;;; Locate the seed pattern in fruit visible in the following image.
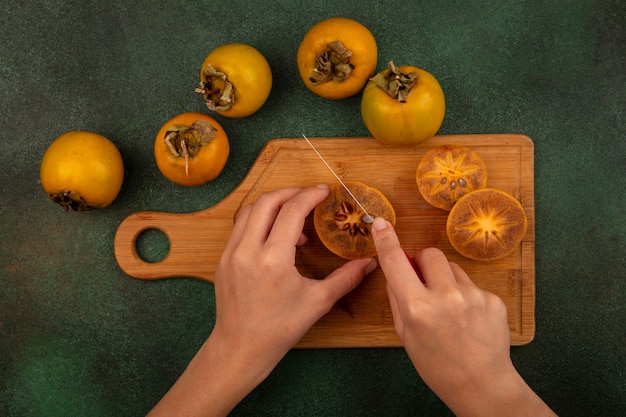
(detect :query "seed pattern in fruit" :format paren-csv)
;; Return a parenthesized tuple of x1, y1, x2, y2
(416, 145, 488, 211)
(446, 188, 527, 262)
(455, 203, 520, 251)
(426, 154, 478, 196)
(334, 201, 370, 237)
(314, 182, 395, 260)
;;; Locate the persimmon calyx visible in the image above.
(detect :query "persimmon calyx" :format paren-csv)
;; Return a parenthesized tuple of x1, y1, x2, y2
(196, 64, 235, 111)
(48, 190, 98, 212)
(310, 41, 354, 84)
(370, 61, 418, 102)
(164, 120, 217, 176)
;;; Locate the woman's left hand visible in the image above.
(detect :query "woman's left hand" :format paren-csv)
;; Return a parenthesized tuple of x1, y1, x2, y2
(213, 185, 376, 370)
(148, 185, 376, 417)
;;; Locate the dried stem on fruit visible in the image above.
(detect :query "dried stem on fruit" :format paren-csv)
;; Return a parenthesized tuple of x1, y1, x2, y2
(310, 41, 354, 84)
(164, 120, 217, 176)
(370, 61, 418, 102)
(48, 190, 98, 212)
(196, 64, 235, 111)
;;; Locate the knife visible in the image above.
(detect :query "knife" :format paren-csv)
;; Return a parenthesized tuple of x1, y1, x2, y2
(302, 134, 425, 284)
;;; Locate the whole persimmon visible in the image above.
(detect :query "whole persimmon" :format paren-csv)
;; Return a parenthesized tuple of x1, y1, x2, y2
(361, 61, 445, 145)
(297, 17, 377, 99)
(154, 112, 229, 187)
(40, 131, 124, 211)
(196, 43, 272, 118)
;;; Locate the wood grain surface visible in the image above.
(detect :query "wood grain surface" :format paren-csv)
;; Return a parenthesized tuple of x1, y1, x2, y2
(114, 134, 535, 347)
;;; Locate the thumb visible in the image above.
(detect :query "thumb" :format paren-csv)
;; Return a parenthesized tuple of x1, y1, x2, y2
(316, 258, 377, 309)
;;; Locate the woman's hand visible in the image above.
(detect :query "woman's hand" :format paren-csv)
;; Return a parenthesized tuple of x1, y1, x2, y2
(148, 185, 376, 417)
(213, 185, 376, 369)
(370, 217, 556, 417)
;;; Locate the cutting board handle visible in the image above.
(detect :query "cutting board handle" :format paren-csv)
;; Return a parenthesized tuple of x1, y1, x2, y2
(114, 209, 230, 282)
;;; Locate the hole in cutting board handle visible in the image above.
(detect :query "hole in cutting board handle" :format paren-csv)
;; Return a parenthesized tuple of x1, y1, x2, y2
(135, 228, 170, 264)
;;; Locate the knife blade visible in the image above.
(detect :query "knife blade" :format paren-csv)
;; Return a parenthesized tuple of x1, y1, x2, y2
(302, 134, 374, 223)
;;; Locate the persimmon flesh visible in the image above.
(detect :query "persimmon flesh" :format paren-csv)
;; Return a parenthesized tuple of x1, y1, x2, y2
(314, 182, 395, 259)
(446, 188, 527, 261)
(416, 145, 488, 211)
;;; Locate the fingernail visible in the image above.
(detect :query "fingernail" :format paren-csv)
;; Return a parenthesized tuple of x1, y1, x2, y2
(316, 184, 329, 189)
(365, 258, 378, 274)
(372, 217, 388, 231)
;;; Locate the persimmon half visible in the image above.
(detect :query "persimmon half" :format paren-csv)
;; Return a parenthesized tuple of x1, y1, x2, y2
(446, 188, 528, 262)
(297, 17, 377, 99)
(154, 112, 230, 187)
(314, 182, 395, 259)
(416, 145, 488, 211)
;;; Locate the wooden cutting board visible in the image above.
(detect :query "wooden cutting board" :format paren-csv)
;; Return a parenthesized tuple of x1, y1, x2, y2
(114, 134, 535, 347)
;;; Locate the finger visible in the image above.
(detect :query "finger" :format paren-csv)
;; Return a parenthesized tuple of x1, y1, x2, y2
(413, 248, 458, 290)
(221, 204, 253, 258)
(239, 187, 303, 245)
(296, 232, 308, 247)
(449, 262, 475, 286)
(371, 217, 424, 302)
(311, 258, 376, 314)
(386, 282, 405, 340)
(448, 262, 496, 308)
(265, 185, 330, 249)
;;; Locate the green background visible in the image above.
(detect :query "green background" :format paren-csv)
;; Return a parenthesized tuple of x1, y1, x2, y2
(1, 0, 624, 416)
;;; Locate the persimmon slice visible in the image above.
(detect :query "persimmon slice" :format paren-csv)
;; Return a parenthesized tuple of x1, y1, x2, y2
(416, 145, 488, 211)
(314, 182, 396, 260)
(446, 188, 528, 261)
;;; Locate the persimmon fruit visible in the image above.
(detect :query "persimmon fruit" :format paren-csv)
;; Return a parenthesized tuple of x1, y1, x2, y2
(40, 131, 124, 211)
(416, 145, 488, 211)
(361, 61, 445, 145)
(297, 17, 377, 99)
(196, 43, 272, 118)
(314, 182, 395, 259)
(154, 112, 229, 187)
(446, 188, 528, 261)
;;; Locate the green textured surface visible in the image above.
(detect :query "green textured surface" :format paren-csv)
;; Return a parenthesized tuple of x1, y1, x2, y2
(1, 1, 624, 416)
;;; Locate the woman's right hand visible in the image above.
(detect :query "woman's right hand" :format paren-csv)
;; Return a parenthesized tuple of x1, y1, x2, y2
(370, 217, 557, 417)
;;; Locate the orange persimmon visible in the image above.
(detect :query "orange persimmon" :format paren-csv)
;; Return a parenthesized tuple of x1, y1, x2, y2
(154, 112, 229, 187)
(297, 17, 377, 99)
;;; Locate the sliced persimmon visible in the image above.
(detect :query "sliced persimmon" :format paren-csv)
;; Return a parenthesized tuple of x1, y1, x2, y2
(314, 182, 396, 260)
(446, 188, 528, 261)
(416, 145, 488, 211)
